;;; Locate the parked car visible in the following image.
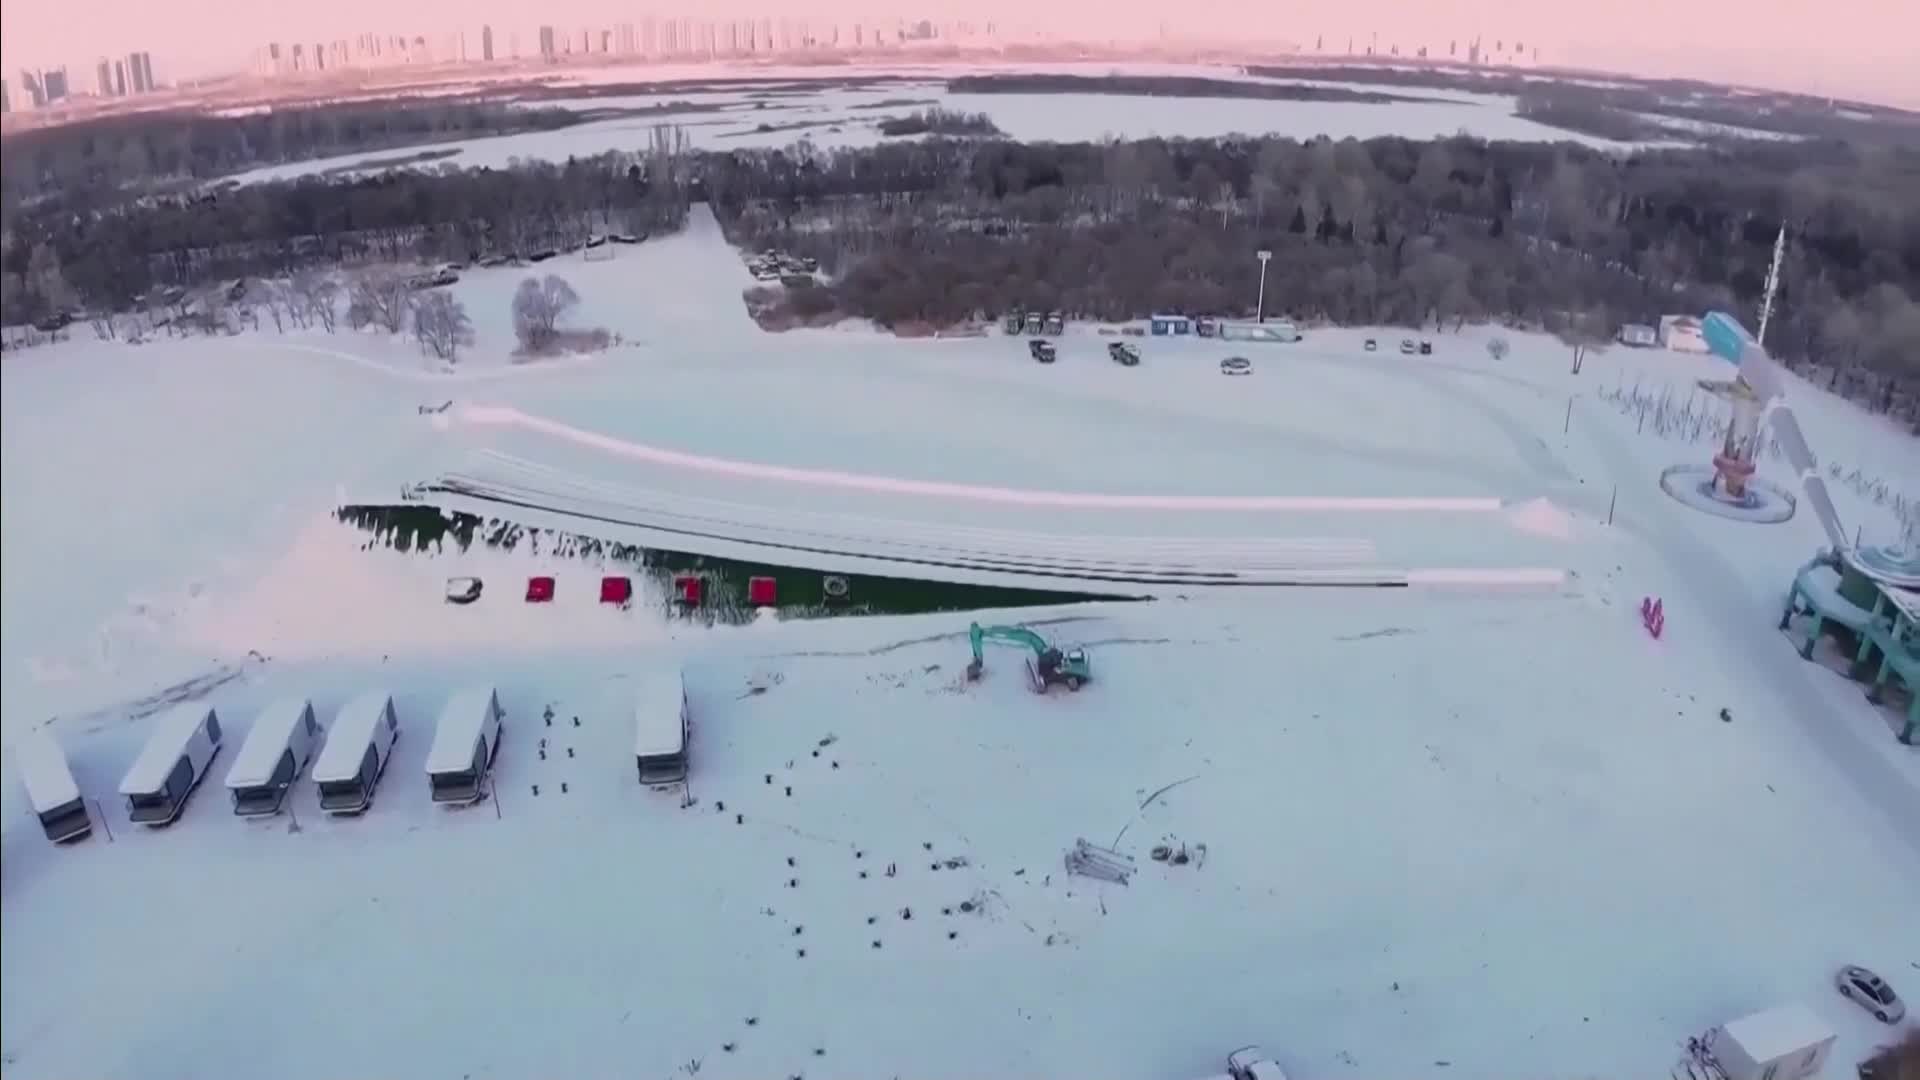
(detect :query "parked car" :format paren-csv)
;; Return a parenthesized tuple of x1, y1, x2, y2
(1364, 338, 1378, 351)
(1220, 356, 1253, 376)
(1399, 338, 1417, 355)
(1419, 340, 1433, 355)
(1836, 965, 1906, 1023)
(1108, 342, 1141, 366)
(1029, 339, 1057, 364)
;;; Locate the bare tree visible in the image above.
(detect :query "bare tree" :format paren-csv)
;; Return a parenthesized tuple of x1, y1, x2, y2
(410, 292, 473, 362)
(350, 269, 411, 334)
(1487, 336, 1511, 362)
(512, 274, 580, 351)
(1549, 308, 1611, 374)
(293, 272, 340, 333)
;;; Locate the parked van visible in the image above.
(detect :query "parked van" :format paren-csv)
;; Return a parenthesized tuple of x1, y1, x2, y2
(427, 687, 503, 805)
(313, 691, 398, 814)
(634, 666, 691, 786)
(17, 729, 91, 842)
(119, 704, 224, 826)
(225, 697, 319, 816)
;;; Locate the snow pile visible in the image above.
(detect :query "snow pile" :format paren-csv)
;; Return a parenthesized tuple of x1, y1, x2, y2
(1505, 496, 1577, 540)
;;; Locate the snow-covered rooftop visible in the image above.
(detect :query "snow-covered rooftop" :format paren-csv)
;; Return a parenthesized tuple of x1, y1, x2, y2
(118, 704, 218, 796)
(225, 698, 313, 789)
(633, 666, 687, 759)
(1721, 1003, 1836, 1062)
(15, 729, 80, 811)
(312, 691, 393, 782)
(426, 687, 499, 775)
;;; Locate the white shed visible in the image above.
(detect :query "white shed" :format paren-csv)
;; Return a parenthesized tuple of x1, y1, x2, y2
(313, 691, 398, 814)
(119, 704, 224, 825)
(633, 665, 691, 786)
(1714, 1004, 1835, 1080)
(426, 687, 503, 805)
(17, 729, 91, 842)
(225, 697, 320, 816)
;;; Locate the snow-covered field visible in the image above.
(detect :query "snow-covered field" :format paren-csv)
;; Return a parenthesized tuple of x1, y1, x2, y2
(3, 206, 1917, 1080)
(224, 61, 1673, 186)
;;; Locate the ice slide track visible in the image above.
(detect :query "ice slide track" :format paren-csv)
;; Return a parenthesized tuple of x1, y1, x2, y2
(424, 455, 1566, 590)
(447, 404, 1508, 514)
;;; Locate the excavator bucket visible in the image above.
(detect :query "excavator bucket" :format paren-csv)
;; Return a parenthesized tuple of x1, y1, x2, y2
(966, 659, 984, 681)
(1024, 659, 1046, 693)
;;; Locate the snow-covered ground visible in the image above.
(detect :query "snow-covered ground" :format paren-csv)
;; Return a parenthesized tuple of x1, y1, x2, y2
(223, 62, 1674, 186)
(3, 205, 1917, 1080)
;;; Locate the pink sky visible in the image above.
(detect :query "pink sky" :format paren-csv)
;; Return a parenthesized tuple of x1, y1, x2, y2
(3, 0, 1915, 107)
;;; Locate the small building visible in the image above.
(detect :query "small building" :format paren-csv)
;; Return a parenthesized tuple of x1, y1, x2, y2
(1618, 322, 1658, 348)
(634, 665, 692, 786)
(17, 729, 90, 842)
(313, 691, 399, 815)
(1659, 314, 1710, 353)
(119, 704, 224, 826)
(225, 697, 320, 817)
(1149, 314, 1193, 336)
(1219, 320, 1299, 343)
(427, 687, 504, 805)
(1713, 1004, 1835, 1080)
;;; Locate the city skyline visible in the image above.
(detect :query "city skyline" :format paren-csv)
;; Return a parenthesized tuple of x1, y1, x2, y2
(1, 1, 1915, 108)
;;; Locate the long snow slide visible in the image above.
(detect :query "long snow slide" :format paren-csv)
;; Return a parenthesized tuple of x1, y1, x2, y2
(416, 449, 1566, 596)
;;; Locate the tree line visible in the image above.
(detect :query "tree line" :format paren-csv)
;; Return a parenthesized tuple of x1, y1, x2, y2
(0, 128, 693, 322)
(0, 100, 586, 205)
(703, 133, 1920, 413)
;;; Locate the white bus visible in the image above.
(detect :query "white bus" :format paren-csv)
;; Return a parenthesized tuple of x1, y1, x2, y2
(17, 729, 91, 842)
(119, 704, 224, 826)
(427, 687, 503, 805)
(313, 691, 398, 815)
(634, 666, 691, 786)
(225, 697, 320, 817)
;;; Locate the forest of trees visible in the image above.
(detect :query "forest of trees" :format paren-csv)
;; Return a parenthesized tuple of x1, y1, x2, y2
(0, 101, 587, 204)
(3, 115, 1918, 414)
(703, 133, 1920, 409)
(0, 128, 694, 321)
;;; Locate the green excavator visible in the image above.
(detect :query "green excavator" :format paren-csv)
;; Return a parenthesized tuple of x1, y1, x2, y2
(966, 622, 1092, 693)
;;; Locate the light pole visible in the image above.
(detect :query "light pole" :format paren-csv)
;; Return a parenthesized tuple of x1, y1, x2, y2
(1255, 249, 1272, 324)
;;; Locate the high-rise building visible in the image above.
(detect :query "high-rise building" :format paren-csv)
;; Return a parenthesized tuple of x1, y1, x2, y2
(114, 59, 127, 94)
(1, 78, 10, 114)
(96, 58, 115, 97)
(21, 69, 45, 108)
(538, 25, 556, 59)
(482, 25, 495, 61)
(43, 68, 69, 102)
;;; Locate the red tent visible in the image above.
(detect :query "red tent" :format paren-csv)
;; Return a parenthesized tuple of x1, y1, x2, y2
(600, 576, 633, 605)
(525, 576, 556, 603)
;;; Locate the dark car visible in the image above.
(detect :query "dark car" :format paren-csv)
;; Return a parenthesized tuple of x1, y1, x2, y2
(1029, 339, 1057, 363)
(1419, 340, 1433, 355)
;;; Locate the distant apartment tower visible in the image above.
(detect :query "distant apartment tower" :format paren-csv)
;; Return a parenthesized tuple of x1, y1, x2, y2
(129, 52, 154, 92)
(20, 70, 45, 108)
(1, 78, 10, 114)
(42, 68, 69, 102)
(96, 58, 115, 97)
(538, 25, 556, 59)
(482, 25, 494, 61)
(114, 59, 127, 95)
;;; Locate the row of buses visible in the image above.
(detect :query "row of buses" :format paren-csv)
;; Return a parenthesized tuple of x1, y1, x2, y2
(18, 666, 692, 842)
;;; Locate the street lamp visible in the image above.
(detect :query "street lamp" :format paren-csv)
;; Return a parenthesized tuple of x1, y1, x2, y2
(1255, 250, 1272, 324)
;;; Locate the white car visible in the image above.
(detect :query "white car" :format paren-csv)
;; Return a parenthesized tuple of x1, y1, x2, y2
(1220, 356, 1253, 376)
(1195, 1046, 1289, 1080)
(1836, 965, 1906, 1023)
(1399, 338, 1417, 355)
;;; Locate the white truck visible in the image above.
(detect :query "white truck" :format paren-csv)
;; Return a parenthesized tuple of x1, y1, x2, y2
(1194, 1046, 1289, 1080)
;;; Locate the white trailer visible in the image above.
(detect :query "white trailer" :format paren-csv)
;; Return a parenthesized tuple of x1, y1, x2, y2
(119, 704, 224, 826)
(17, 729, 91, 842)
(313, 691, 398, 815)
(427, 687, 503, 805)
(1712, 1004, 1835, 1080)
(634, 665, 690, 786)
(225, 697, 320, 816)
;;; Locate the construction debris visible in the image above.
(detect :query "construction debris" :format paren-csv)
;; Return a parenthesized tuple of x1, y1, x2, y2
(1065, 838, 1135, 886)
